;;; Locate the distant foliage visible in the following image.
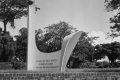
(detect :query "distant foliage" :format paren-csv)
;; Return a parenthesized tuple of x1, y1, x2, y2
(94, 41, 120, 64)
(15, 27, 28, 62)
(0, 28, 15, 62)
(96, 61, 110, 68)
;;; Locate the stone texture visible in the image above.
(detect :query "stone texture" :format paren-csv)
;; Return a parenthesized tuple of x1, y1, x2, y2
(0, 70, 120, 80)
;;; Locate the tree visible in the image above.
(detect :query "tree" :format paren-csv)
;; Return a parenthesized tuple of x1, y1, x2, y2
(105, 0, 120, 37)
(105, 42, 120, 64)
(35, 21, 77, 53)
(105, 0, 120, 11)
(93, 44, 107, 61)
(0, 30, 15, 62)
(0, 0, 33, 34)
(15, 27, 28, 62)
(94, 41, 120, 64)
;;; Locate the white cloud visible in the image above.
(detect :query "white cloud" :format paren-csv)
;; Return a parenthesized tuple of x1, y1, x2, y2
(88, 31, 112, 45)
(88, 31, 120, 45)
(112, 36, 120, 42)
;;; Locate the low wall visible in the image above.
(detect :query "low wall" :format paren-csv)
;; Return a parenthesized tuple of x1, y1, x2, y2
(0, 63, 120, 79)
(0, 70, 120, 80)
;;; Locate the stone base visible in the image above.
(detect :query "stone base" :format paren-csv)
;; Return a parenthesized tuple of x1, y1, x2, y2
(0, 70, 120, 80)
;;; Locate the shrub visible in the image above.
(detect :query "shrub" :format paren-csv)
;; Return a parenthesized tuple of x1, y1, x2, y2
(79, 61, 98, 68)
(96, 61, 110, 68)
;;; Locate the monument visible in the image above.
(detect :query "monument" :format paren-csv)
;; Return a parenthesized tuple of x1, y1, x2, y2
(27, 2, 83, 72)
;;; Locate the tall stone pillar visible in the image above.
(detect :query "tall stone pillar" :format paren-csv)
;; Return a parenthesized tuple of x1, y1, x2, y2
(27, 2, 62, 72)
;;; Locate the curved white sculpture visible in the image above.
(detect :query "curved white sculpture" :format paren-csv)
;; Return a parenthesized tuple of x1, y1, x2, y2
(61, 31, 82, 72)
(28, 4, 82, 72)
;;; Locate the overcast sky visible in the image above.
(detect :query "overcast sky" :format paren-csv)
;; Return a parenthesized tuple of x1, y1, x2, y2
(0, 0, 119, 44)
(35, 0, 110, 32)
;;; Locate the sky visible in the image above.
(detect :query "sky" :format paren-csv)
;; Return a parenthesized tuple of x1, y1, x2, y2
(0, 0, 119, 44)
(35, 0, 111, 32)
(34, 0, 119, 44)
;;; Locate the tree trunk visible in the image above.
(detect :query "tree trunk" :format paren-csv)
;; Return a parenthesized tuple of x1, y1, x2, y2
(11, 19, 15, 28)
(3, 21, 7, 35)
(110, 60, 115, 67)
(0, 44, 6, 62)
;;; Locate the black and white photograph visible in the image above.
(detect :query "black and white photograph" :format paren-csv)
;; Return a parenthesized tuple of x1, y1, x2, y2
(0, 0, 120, 79)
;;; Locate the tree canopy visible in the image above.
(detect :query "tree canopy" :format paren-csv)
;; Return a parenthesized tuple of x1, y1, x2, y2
(0, 0, 33, 33)
(94, 41, 120, 64)
(35, 21, 77, 53)
(105, 0, 120, 37)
